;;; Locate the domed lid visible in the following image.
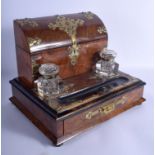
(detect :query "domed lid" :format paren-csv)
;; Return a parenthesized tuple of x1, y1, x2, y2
(14, 12, 108, 53)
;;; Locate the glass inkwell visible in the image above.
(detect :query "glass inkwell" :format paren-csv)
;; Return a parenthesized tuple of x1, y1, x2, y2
(95, 48, 119, 77)
(35, 63, 61, 99)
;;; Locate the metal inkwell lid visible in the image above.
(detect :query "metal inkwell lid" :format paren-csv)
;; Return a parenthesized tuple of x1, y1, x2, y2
(39, 63, 59, 77)
(100, 48, 117, 61)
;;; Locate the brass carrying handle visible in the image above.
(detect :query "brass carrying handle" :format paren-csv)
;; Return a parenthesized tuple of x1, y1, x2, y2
(85, 96, 126, 120)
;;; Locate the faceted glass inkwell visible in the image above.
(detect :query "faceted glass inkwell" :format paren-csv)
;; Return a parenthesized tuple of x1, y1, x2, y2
(35, 63, 61, 99)
(95, 48, 119, 77)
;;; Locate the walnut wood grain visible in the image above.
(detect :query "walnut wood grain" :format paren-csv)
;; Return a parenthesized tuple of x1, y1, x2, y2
(64, 87, 144, 135)
(13, 12, 108, 88)
(15, 39, 107, 88)
(15, 47, 33, 88)
(14, 12, 108, 52)
(57, 97, 145, 145)
(11, 12, 146, 146)
(10, 78, 145, 146)
(11, 85, 63, 139)
(32, 39, 106, 79)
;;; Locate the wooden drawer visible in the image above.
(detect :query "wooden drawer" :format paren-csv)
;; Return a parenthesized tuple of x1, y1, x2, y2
(64, 87, 144, 135)
(10, 78, 145, 146)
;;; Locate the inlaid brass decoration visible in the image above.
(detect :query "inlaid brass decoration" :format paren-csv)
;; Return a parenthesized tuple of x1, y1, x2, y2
(16, 18, 38, 27)
(33, 72, 138, 114)
(97, 26, 107, 34)
(71, 94, 101, 105)
(85, 96, 126, 119)
(48, 94, 101, 114)
(48, 16, 85, 65)
(27, 37, 42, 48)
(82, 11, 94, 20)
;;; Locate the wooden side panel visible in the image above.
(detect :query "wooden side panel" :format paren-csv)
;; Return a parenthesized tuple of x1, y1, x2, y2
(64, 87, 144, 135)
(11, 85, 63, 139)
(14, 21, 29, 52)
(15, 47, 33, 88)
(14, 21, 34, 88)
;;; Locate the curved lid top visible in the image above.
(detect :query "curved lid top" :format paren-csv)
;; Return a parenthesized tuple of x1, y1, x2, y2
(14, 12, 108, 53)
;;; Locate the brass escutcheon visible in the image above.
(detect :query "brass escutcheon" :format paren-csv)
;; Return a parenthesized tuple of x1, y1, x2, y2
(85, 96, 126, 120)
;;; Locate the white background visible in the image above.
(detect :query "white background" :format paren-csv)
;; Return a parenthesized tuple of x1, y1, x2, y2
(2, 0, 154, 155)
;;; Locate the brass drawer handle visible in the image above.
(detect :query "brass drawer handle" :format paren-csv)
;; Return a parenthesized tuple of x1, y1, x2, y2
(99, 104, 115, 114)
(85, 97, 126, 120)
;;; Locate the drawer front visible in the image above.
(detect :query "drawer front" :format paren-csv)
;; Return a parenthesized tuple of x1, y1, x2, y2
(64, 87, 144, 135)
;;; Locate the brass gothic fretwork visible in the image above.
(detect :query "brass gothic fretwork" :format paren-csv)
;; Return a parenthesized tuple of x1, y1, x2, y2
(16, 18, 38, 27)
(27, 37, 42, 48)
(48, 16, 85, 65)
(97, 26, 107, 34)
(82, 11, 94, 20)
